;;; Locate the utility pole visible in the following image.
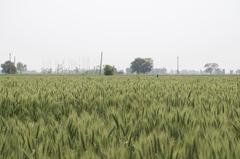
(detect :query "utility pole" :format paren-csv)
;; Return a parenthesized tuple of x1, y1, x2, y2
(177, 56, 179, 75)
(9, 53, 12, 62)
(14, 56, 16, 66)
(99, 52, 103, 75)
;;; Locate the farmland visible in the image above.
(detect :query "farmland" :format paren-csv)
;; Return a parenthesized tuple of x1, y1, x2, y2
(0, 75, 240, 159)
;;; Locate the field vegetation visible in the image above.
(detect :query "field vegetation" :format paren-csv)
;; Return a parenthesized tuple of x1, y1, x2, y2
(0, 75, 240, 159)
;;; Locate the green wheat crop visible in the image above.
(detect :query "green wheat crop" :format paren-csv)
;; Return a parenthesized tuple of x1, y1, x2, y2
(0, 75, 239, 159)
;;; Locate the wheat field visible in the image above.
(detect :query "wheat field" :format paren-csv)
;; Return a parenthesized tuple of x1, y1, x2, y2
(0, 75, 240, 159)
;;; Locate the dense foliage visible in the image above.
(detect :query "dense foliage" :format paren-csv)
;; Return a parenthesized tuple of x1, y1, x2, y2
(104, 65, 115, 76)
(130, 58, 153, 74)
(1, 61, 17, 74)
(0, 75, 240, 159)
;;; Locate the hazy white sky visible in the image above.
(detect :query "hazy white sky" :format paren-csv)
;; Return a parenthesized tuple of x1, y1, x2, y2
(0, 0, 240, 71)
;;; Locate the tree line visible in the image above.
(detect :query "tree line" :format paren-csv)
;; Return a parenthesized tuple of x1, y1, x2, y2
(1, 58, 240, 75)
(1, 61, 27, 74)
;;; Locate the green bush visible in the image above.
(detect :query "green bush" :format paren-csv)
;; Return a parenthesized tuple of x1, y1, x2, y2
(104, 65, 115, 76)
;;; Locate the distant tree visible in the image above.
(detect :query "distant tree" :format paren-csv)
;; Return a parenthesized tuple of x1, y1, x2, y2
(204, 63, 219, 74)
(222, 69, 226, 75)
(117, 70, 124, 75)
(104, 65, 115, 76)
(56, 64, 64, 74)
(73, 67, 80, 74)
(41, 68, 52, 74)
(236, 69, 240, 74)
(215, 68, 223, 75)
(125, 68, 132, 74)
(1, 61, 17, 74)
(48, 68, 53, 74)
(130, 58, 153, 74)
(16, 62, 27, 74)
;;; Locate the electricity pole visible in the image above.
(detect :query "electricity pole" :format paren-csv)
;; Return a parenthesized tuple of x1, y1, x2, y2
(99, 52, 103, 75)
(14, 56, 16, 66)
(177, 56, 179, 75)
(9, 53, 12, 62)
